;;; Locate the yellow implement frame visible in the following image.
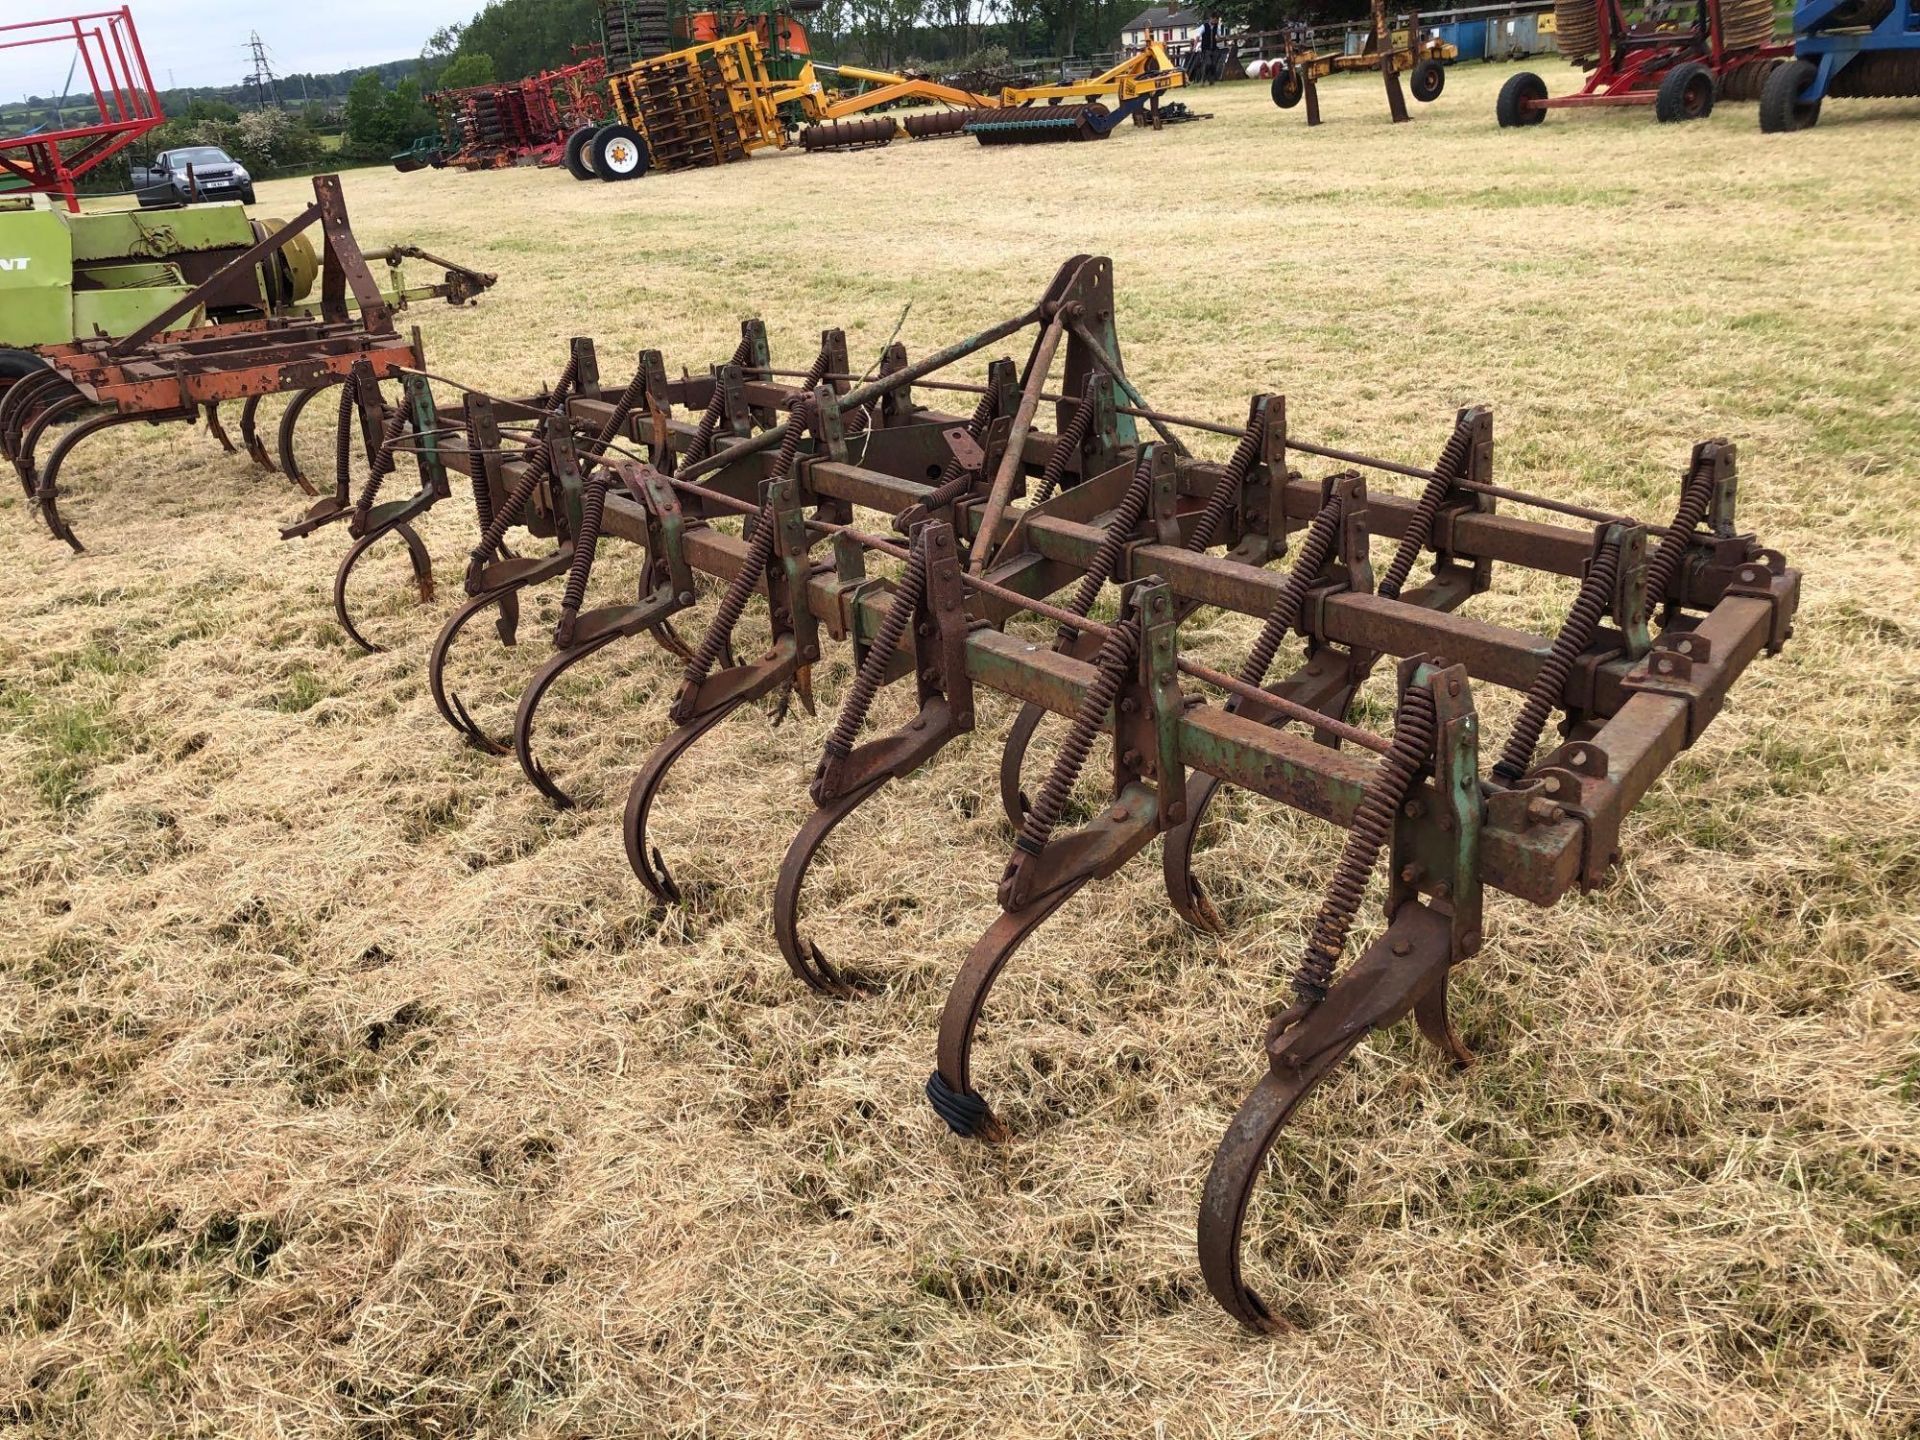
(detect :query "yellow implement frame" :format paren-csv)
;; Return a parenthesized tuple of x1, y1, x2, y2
(600, 34, 1187, 175)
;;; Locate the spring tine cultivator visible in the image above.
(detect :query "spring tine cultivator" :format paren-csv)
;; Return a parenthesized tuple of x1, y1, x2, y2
(281, 255, 1796, 1328)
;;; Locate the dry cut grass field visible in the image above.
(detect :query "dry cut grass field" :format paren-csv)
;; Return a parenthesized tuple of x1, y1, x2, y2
(2, 61, 1918, 1439)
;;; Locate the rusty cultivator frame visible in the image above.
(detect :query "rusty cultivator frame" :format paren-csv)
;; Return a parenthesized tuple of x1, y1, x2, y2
(0, 174, 493, 553)
(290, 255, 1795, 1331)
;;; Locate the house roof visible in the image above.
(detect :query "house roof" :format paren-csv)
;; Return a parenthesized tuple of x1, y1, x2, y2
(1120, 6, 1204, 32)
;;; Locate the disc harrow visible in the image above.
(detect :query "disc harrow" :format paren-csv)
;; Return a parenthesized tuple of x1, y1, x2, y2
(261, 255, 1803, 1329)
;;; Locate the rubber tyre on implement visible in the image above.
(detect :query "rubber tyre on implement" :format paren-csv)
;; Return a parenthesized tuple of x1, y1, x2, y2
(1655, 62, 1716, 122)
(1271, 67, 1304, 108)
(0, 349, 50, 382)
(592, 124, 649, 181)
(1411, 58, 1445, 103)
(1759, 58, 1822, 132)
(1496, 70, 1549, 126)
(563, 125, 599, 179)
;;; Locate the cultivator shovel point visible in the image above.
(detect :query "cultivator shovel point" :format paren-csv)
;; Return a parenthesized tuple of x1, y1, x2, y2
(279, 256, 1793, 1329)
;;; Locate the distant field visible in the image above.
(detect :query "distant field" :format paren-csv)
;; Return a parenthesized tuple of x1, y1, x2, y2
(1, 63, 1916, 1438)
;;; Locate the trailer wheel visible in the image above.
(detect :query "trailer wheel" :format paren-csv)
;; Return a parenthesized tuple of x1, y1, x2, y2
(1759, 58, 1821, 132)
(592, 124, 649, 181)
(0, 349, 49, 381)
(1496, 71, 1548, 126)
(1411, 59, 1445, 103)
(1655, 62, 1716, 122)
(1271, 67, 1304, 109)
(563, 125, 599, 180)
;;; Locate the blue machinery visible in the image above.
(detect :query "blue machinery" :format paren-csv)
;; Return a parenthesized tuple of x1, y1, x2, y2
(1762, 0, 1920, 129)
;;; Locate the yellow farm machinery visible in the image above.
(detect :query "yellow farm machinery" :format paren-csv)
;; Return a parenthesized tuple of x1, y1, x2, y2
(1269, 0, 1458, 125)
(563, 33, 1188, 178)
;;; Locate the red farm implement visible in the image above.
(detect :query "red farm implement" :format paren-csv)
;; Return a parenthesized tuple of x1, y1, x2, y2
(0, 8, 164, 212)
(426, 58, 609, 171)
(1497, 0, 1791, 124)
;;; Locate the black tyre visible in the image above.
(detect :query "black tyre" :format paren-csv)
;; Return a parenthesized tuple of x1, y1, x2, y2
(563, 125, 598, 180)
(1655, 62, 1716, 122)
(0, 348, 49, 381)
(1411, 58, 1445, 103)
(1759, 58, 1821, 132)
(1496, 70, 1549, 126)
(1271, 66, 1304, 109)
(591, 124, 649, 181)
(241, 185, 256, 205)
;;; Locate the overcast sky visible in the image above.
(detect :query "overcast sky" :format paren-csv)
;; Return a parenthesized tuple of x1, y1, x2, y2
(2, 0, 474, 102)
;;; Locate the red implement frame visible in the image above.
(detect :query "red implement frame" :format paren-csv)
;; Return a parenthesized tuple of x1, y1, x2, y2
(1524, 0, 1790, 113)
(0, 8, 164, 212)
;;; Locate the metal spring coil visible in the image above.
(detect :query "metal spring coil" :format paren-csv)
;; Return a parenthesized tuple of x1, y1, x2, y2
(557, 366, 656, 630)
(465, 355, 580, 573)
(1185, 413, 1264, 554)
(1491, 537, 1621, 784)
(1643, 449, 1717, 611)
(1378, 418, 1476, 602)
(1292, 682, 1437, 1006)
(465, 407, 494, 537)
(1014, 616, 1141, 858)
(1057, 452, 1156, 643)
(816, 533, 930, 775)
(915, 390, 999, 514)
(1028, 375, 1100, 509)
(683, 336, 754, 468)
(333, 376, 358, 499)
(1237, 495, 1345, 690)
(675, 395, 813, 705)
(349, 404, 413, 534)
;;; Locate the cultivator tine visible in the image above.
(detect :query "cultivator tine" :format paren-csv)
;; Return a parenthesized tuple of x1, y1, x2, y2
(331, 519, 434, 654)
(428, 587, 523, 754)
(623, 682, 763, 905)
(238, 395, 275, 472)
(273, 382, 330, 496)
(203, 402, 236, 454)
(13, 390, 90, 497)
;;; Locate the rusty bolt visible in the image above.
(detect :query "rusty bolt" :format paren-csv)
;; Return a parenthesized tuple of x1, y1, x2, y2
(678, 590, 695, 606)
(1526, 797, 1564, 825)
(1119, 697, 1138, 714)
(1400, 864, 1422, 884)
(1391, 940, 1411, 956)
(1403, 800, 1424, 819)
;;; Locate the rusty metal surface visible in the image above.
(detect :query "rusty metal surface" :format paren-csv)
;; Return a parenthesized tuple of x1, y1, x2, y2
(77, 254, 1797, 1331)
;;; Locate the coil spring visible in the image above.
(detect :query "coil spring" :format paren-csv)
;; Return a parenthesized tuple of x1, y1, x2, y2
(1292, 682, 1437, 1007)
(800, 338, 834, 393)
(676, 394, 814, 700)
(1643, 449, 1717, 611)
(1057, 452, 1156, 643)
(684, 335, 754, 467)
(1184, 413, 1263, 554)
(1028, 375, 1100, 509)
(350, 404, 412, 533)
(466, 407, 494, 536)
(1491, 536, 1621, 784)
(1378, 418, 1476, 602)
(556, 364, 659, 630)
(333, 376, 358, 498)
(466, 356, 580, 571)
(1237, 495, 1345, 690)
(915, 389, 999, 514)
(817, 534, 930, 771)
(1014, 617, 1140, 858)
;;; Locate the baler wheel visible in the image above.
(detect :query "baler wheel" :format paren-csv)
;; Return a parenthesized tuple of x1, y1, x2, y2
(564, 125, 599, 179)
(1411, 59, 1445, 103)
(592, 124, 649, 181)
(1655, 62, 1716, 123)
(1271, 67, 1304, 109)
(1496, 71, 1548, 126)
(1760, 59, 1822, 132)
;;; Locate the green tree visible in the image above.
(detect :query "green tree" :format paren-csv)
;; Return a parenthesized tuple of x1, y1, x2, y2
(435, 52, 498, 90)
(377, 78, 435, 147)
(342, 72, 389, 154)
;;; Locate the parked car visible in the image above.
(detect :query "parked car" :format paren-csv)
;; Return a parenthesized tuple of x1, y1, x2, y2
(132, 146, 255, 207)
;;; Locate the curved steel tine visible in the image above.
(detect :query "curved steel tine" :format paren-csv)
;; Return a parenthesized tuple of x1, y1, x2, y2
(203, 402, 236, 454)
(15, 390, 89, 495)
(997, 700, 1047, 829)
(4, 373, 75, 474)
(238, 394, 276, 472)
(929, 883, 1092, 1144)
(512, 629, 625, 808)
(275, 381, 329, 494)
(1195, 1038, 1366, 1333)
(35, 406, 151, 553)
(428, 585, 522, 753)
(1162, 772, 1229, 934)
(622, 698, 745, 906)
(332, 519, 434, 655)
(772, 774, 891, 997)
(1414, 969, 1475, 1067)
(649, 618, 694, 664)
